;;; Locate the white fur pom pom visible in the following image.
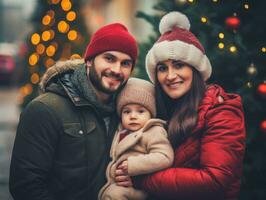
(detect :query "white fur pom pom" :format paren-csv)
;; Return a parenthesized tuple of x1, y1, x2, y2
(159, 11, 191, 34)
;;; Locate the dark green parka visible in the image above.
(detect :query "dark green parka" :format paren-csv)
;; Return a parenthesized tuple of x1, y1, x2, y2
(9, 59, 119, 200)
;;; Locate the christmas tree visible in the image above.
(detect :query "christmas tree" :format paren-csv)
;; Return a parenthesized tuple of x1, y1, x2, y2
(19, 0, 88, 107)
(135, 0, 266, 199)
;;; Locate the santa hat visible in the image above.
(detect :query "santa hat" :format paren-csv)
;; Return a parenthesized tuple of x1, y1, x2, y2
(84, 23, 138, 63)
(146, 11, 212, 83)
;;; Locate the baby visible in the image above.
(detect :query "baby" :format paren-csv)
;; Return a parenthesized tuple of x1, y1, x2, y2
(98, 78, 174, 200)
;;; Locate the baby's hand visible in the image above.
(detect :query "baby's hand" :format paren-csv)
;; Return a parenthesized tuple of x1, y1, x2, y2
(115, 160, 132, 187)
(117, 160, 128, 173)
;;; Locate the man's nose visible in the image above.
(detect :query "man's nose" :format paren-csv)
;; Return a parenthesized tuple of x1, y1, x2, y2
(110, 63, 121, 74)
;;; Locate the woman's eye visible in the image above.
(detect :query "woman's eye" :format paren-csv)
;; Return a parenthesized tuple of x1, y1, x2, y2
(173, 61, 184, 69)
(157, 65, 167, 72)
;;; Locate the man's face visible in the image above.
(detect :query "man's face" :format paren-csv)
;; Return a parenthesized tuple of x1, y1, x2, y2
(87, 51, 134, 94)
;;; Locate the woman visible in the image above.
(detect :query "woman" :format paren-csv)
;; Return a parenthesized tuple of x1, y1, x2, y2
(115, 12, 246, 200)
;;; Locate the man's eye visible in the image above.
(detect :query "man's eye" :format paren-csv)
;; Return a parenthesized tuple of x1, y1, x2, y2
(157, 65, 167, 72)
(121, 61, 132, 67)
(105, 56, 114, 62)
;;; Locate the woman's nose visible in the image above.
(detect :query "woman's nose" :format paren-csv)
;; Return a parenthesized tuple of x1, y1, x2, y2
(166, 70, 178, 81)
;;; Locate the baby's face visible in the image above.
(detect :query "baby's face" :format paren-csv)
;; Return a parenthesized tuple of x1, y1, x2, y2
(121, 104, 151, 132)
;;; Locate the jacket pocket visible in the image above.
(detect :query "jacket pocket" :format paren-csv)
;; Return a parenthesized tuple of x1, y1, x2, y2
(63, 122, 96, 137)
(64, 123, 83, 138)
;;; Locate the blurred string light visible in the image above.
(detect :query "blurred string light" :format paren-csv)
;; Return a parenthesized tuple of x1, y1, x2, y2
(42, 15, 52, 26)
(201, 17, 207, 23)
(31, 33, 40, 45)
(36, 44, 46, 55)
(66, 11, 76, 21)
(45, 58, 55, 68)
(61, 0, 72, 11)
(247, 63, 257, 76)
(244, 3, 250, 10)
(22, 0, 79, 102)
(261, 47, 266, 53)
(218, 33, 224, 39)
(218, 42, 224, 49)
(31, 73, 40, 84)
(212, 0, 218, 2)
(58, 20, 70, 33)
(187, 0, 194, 3)
(71, 54, 82, 59)
(29, 53, 39, 66)
(246, 81, 253, 88)
(68, 30, 78, 41)
(229, 45, 237, 53)
(46, 45, 56, 57)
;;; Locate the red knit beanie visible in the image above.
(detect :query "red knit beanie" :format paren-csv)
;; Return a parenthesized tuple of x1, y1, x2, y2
(146, 12, 212, 82)
(84, 23, 138, 63)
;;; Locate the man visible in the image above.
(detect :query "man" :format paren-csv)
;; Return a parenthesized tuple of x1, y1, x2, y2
(9, 23, 138, 200)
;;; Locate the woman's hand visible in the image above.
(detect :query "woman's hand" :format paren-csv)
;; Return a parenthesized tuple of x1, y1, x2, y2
(115, 160, 133, 187)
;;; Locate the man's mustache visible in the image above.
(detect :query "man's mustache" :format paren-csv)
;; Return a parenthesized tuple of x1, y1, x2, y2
(103, 71, 124, 81)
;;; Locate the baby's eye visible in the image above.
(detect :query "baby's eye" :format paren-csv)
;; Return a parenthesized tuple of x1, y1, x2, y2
(122, 110, 130, 114)
(138, 109, 145, 113)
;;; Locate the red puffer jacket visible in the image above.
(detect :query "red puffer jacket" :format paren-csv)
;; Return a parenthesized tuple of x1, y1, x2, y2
(134, 84, 246, 200)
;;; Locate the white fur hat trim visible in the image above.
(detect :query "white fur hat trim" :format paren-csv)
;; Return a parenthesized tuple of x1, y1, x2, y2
(145, 40, 212, 83)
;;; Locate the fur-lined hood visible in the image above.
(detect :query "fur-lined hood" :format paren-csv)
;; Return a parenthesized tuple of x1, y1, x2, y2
(39, 59, 85, 92)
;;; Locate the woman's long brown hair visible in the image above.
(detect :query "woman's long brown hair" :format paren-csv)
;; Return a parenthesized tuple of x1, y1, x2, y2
(155, 67, 206, 147)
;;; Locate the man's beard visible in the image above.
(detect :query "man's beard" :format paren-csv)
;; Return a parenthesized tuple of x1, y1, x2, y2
(89, 62, 125, 94)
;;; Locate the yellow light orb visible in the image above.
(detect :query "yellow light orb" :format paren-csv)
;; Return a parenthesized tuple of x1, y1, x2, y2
(31, 73, 40, 84)
(36, 44, 46, 55)
(42, 15, 51, 25)
(58, 21, 69, 33)
(29, 53, 39, 66)
(46, 45, 56, 57)
(218, 42, 224, 49)
(247, 63, 257, 75)
(68, 30, 78, 41)
(229, 45, 237, 52)
(42, 30, 51, 41)
(66, 11, 76, 21)
(22, 84, 33, 96)
(188, 0, 194, 3)
(246, 82, 253, 88)
(31, 33, 40, 45)
(212, 0, 218, 2)
(244, 4, 249, 9)
(218, 33, 224, 39)
(61, 0, 72, 11)
(71, 54, 81, 59)
(201, 17, 207, 23)
(45, 58, 55, 68)
(261, 47, 266, 52)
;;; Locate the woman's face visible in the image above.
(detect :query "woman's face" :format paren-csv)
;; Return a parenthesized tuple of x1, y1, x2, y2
(156, 60, 193, 99)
